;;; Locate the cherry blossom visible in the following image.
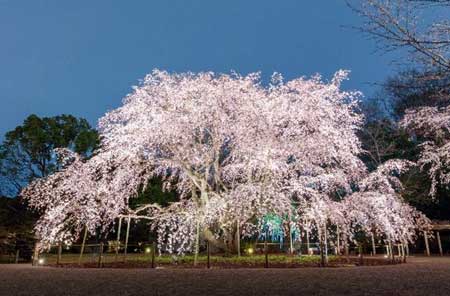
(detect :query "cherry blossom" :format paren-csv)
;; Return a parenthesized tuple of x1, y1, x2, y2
(22, 69, 430, 255)
(402, 106, 450, 197)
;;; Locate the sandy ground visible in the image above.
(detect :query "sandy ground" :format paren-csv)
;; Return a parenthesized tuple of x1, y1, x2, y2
(1, 256, 449, 296)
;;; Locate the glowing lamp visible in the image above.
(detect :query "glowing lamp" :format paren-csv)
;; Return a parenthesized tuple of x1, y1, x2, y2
(145, 247, 151, 254)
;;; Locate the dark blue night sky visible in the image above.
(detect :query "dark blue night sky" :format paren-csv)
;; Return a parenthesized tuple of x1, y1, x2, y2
(0, 0, 398, 137)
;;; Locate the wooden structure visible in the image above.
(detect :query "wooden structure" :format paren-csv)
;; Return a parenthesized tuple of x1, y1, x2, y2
(423, 221, 450, 256)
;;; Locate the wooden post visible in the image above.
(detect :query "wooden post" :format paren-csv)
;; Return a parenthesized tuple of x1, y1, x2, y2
(289, 223, 294, 255)
(323, 224, 328, 265)
(298, 227, 303, 256)
(397, 244, 401, 257)
(319, 226, 326, 267)
(194, 219, 200, 266)
(399, 244, 404, 263)
(343, 234, 349, 263)
(319, 238, 325, 267)
(78, 226, 88, 265)
(32, 244, 39, 266)
(207, 240, 211, 269)
(124, 216, 131, 262)
(424, 231, 430, 256)
(57, 243, 62, 265)
(388, 241, 395, 263)
(405, 242, 410, 257)
(115, 217, 122, 263)
(336, 225, 340, 256)
(98, 242, 104, 268)
(15, 249, 20, 264)
(306, 229, 310, 256)
(402, 244, 407, 263)
(151, 242, 156, 269)
(385, 244, 390, 258)
(371, 233, 376, 256)
(437, 231, 443, 256)
(358, 244, 364, 265)
(264, 233, 269, 268)
(236, 221, 241, 257)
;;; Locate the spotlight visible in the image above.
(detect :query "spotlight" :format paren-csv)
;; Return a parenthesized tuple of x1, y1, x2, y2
(38, 258, 45, 265)
(145, 247, 151, 254)
(247, 248, 254, 255)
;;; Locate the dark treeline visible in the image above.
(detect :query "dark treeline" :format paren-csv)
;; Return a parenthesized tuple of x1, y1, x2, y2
(360, 70, 450, 220)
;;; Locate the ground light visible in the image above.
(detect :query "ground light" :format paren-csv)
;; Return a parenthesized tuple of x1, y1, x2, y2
(145, 247, 151, 254)
(247, 248, 254, 255)
(38, 258, 45, 265)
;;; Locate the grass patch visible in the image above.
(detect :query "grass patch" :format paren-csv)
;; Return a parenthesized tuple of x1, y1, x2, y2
(40, 253, 346, 268)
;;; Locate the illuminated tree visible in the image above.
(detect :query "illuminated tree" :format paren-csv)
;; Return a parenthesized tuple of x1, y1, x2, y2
(402, 106, 450, 197)
(23, 70, 430, 259)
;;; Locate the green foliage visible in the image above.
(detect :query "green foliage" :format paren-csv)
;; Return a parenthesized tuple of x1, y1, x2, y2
(401, 168, 450, 220)
(148, 254, 336, 265)
(359, 119, 418, 171)
(361, 70, 450, 220)
(130, 177, 179, 209)
(359, 107, 450, 219)
(0, 196, 37, 258)
(43, 252, 336, 266)
(384, 70, 450, 119)
(125, 178, 180, 242)
(0, 114, 99, 197)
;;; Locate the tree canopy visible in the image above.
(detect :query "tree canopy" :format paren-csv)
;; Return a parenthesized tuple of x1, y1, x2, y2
(0, 114, 99, 197)
(21, 70, 429, 256)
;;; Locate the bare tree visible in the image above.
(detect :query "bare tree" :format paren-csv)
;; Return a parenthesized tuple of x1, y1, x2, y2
(349, 0, 450, 78)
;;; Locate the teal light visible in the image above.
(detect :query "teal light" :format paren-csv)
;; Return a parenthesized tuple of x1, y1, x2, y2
(259, 214, 285, 247)
(259, 213, 301, 248)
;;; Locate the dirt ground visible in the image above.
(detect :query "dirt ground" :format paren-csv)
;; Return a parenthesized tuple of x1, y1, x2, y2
(1, 256, 449, 296)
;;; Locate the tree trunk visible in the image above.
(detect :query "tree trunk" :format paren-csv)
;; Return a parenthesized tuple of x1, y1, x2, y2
(57, 243, 62, 265)
(115, 217, 122, 262)
(202, 228, 228, 252)
(97, 242, 104, 268)
(371, 233, 376, 256)
(236, 221, 241, 257)
(194, 219, 200, 266)
(289, 223, 294, 255)
(78, 226, 88, 265)
(402, 244, 407, 263)
(437, 231, 443, 256)
(124, 216, 131, 262)
(424, 231, 430, 256)
(207, 240, 211, 269)
(388, 241, 395, 263)
(343, 233, 349, 263)
(323, 224, 328, 265)
(32, 243, 39, 266)
(264, 231, 269, 268)
(306, 229, 310, 255)
(336, 225, 340, 256)
(15, 249, 20, 264)
(319, 238, 325, 267)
